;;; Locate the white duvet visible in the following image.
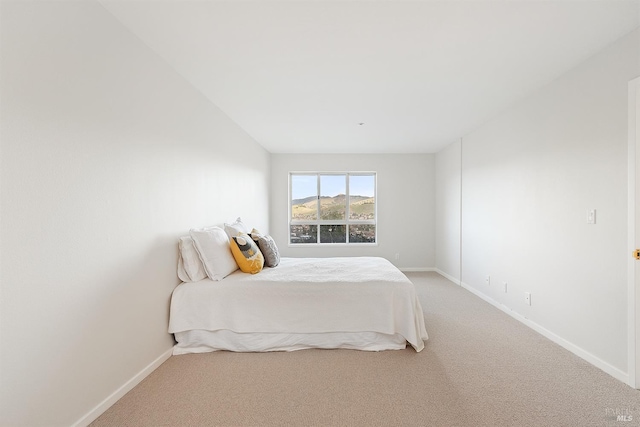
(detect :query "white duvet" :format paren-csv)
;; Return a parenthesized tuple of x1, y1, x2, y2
(169, 257, 428, 352)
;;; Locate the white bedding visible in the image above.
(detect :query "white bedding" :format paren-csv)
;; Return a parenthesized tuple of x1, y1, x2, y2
(169, 257, 428, 353)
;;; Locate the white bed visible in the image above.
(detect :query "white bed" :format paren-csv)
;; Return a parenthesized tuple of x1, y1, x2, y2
(169, 257, 428, 354)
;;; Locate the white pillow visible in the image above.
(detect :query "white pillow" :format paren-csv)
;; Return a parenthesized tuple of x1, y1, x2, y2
(177, 236, 207, 282)
(190, 226, 238, 281)
(224, 217, 250, 239)
(177, 257, 190, 282)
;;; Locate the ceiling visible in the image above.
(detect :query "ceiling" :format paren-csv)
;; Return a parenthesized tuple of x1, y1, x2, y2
(100, 0, 640, 154)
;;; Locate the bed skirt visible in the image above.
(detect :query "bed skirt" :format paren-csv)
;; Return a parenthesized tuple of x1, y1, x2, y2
(173, 329, 409, 354)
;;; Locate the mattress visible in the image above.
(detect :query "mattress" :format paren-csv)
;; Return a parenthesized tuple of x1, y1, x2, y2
(169, 257, 428, 353)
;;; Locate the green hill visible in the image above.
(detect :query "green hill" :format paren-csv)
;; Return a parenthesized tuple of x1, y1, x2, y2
(291, 194, 374, 220)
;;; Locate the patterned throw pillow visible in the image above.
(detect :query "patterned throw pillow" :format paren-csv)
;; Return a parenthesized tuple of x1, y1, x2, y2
(230, 233, 264, 274)
(250, 230, 280, 268)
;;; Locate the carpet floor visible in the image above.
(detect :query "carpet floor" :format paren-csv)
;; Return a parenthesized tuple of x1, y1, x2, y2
(91, 272, 639, 426)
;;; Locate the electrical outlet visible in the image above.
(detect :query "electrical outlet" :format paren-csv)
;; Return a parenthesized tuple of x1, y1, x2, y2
(485, 276, 491, 286)
(525, 292, 531, 306)
(395, 253, 400, 260)
(503, 282, 508, 293)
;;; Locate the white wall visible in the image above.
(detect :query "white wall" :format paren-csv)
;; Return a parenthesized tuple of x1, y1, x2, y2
(270, 154, 435, 270)
(0, 2, 270, 426)
(459, 28, 640, 380)
(435, 140, 461, 282)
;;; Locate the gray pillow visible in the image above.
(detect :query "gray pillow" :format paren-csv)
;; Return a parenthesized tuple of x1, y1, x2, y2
(251, 232, 280, 267)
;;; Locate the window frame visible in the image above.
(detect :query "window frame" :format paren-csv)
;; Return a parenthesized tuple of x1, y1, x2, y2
(288, 172, 377, 246)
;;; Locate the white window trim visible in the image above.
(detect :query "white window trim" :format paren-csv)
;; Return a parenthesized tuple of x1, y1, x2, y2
(288, 172, 377, 246)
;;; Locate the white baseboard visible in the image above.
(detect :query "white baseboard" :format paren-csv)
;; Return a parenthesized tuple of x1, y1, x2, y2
(401, 267, 436, 273)
(460, 281, 629, 385)
(434, 268, 461, 285)
(73, 348, 173, 427)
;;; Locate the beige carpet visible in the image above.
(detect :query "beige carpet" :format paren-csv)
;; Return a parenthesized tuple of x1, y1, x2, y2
(91, 272, 639, 426)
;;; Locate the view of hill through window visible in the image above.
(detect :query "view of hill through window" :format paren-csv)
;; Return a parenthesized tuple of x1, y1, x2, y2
(290, 174, 375, 244)
(291, 194, 375, 221)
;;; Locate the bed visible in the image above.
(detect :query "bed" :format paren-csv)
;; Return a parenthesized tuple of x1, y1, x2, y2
(169, 256, 428, 354)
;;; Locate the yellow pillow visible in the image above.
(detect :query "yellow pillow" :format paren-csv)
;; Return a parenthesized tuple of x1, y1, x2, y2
(230, 233, 264, 274)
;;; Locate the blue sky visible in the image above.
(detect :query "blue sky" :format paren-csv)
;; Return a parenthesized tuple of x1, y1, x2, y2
(292, 174, 374, 199)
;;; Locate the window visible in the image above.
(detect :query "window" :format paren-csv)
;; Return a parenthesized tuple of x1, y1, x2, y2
(289, 173, 376, 244)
